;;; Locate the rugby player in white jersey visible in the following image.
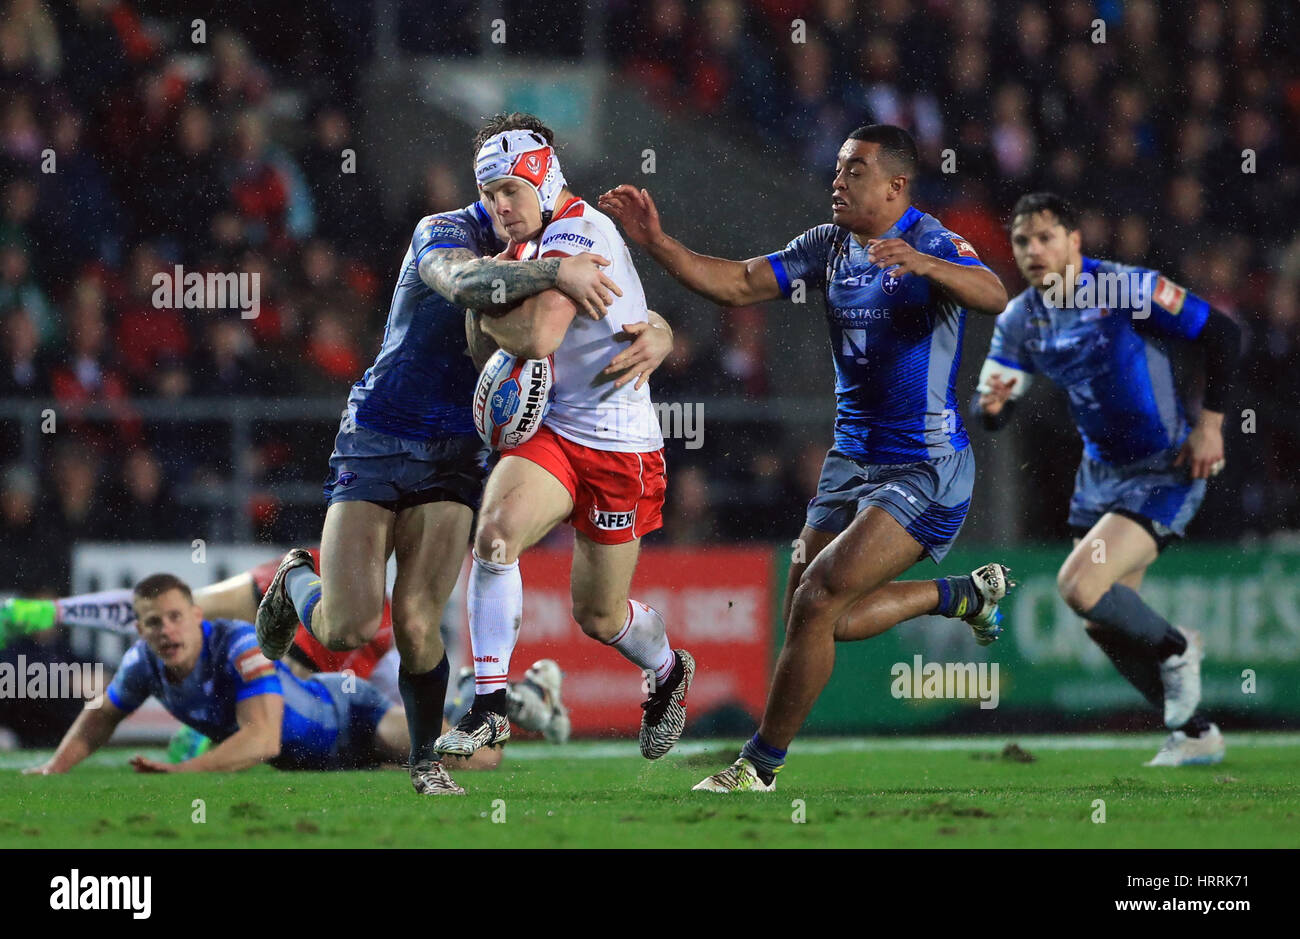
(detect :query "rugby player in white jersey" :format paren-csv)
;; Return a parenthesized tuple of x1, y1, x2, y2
(433, 113, 694, 761)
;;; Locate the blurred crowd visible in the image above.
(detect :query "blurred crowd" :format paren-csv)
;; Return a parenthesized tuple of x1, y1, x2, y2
(0, 0, 1298, 597)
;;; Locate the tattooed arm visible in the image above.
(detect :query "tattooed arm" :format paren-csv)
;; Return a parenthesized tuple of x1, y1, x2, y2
(465, 309, 500, 370)
(479, 288, 576, 360)
(420, 247, 621, 320)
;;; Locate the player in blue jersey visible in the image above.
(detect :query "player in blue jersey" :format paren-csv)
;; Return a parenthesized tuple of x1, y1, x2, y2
(601, 124, 1014, 792)
(254, 194, 670, 794)
(974, 192, 1241, 766)
(23, 574, 503, 775)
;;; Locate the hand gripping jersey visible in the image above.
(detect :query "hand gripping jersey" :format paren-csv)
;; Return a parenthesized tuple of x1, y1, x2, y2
(984, 256, 1212, 466)
(506, 197, 663, 453)
(766, 206, 993, 464)
(106, 618, 370, 768)
(347, 203, 500, 441)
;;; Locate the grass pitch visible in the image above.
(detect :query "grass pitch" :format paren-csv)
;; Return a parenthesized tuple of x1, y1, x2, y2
(2, 734, 1298, 849)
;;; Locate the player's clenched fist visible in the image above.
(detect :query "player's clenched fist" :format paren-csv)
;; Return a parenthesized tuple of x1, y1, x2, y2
(598, 185, 663, 247)
(866, 237, 936, 278)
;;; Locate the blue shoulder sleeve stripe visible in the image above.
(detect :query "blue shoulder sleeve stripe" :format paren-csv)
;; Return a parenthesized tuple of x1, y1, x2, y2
(106, 683, 129, 711)
(766, 254, 791, 296)
(235, 677, 282, 702)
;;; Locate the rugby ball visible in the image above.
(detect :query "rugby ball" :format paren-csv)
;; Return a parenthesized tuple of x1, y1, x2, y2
(473, 349, 554, 450)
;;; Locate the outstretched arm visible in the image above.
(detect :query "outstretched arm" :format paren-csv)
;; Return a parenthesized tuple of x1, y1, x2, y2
(599, 185, 783, 307)
(132, 693, 284, 774)
(420, 248, 621, 321)
(25, 696, 128, 775)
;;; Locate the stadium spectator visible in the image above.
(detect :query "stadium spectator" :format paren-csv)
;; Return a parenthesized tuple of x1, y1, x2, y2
(299, 106, 382, 252)
(112, 446, 186, 541)
(404, 159, 474, 221)
(192, 317, 266, 397)
(662, 464, 718, 545)
(114, 244, 191, 391)
(718, 306, 769, 398)
(0, 463, 60, 592)
(0, 243, 55, 344)
(300, 309, 362, 396)
(49, 279, 141, 446)
(0, 305, 46, 396)
(42, 444, 114, 585)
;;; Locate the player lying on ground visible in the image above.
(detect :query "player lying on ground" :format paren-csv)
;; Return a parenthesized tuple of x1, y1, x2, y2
(431, 112, 694, 763)
(21, 574, 508, 774)
(602, 124, 1014, 792)
(972, 192, 1240, 767)
(1, 551, 573, 752)
(253, 169, 671, 794)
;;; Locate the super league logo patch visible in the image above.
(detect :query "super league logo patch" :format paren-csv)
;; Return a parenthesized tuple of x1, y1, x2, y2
(949, 237, 980, 259)
(490, 378, 521, 427)
(426, 220, 466, 242)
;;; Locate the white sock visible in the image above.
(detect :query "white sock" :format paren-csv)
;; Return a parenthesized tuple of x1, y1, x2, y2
(56, 589, 136, 633)
(607, 600, 675, 685)
(466, 552, 523, 696)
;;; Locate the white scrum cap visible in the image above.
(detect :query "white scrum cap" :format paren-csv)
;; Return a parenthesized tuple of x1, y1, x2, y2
(474, 129, 568, 217)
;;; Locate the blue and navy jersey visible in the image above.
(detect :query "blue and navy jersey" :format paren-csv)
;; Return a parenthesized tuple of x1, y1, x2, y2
(348, 203, 501, 441)
(990, 256, 1212, 466)
(106, 619, 351, 767)
(767, 206, 991, 464)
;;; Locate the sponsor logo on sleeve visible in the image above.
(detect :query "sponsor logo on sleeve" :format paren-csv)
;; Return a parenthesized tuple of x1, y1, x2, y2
(426, 219, 468, 243)
(949, 237, 980, 259)
(1152, 275, 1187, 314)
(235, 647, 275, 682)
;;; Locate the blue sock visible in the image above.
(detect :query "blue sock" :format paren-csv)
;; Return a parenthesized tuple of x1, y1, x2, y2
(931, 575, 980, 618)
(284, 566, 323, 639)
(739, 733, 787, 780)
